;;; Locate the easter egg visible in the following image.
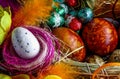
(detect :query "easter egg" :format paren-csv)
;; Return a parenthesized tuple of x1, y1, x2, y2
(44, 75, 62, 79)
(0, 74, 12, 79)
(11, 27, 40, 59)
(52, 27, 86, 61)
(47, 12, 65, 28)
(55, 4, 68, 16)
(78, 7, 93, 23)
(82, 18, 118, 56)
(65, 0, 77, 7)
(66, 15, 82, 31)
(3, 26, 56, 73)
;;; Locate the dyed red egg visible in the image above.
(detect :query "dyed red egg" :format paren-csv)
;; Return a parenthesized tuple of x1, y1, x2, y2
(66, 15, 82, 31)
(82, 18, 118, 56)
(65, 0, 77, 7)
(52, 27, 86, 61)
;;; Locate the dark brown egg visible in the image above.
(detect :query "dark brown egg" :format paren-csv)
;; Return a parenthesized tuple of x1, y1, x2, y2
(82, 18, 118, 56)
(52, 27, 86, 62)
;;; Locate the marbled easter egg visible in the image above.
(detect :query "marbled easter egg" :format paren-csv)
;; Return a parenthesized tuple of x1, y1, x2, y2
(52, 27, 86, 61)
(11, 27, 40, 59)
(82, 18, 118, 56)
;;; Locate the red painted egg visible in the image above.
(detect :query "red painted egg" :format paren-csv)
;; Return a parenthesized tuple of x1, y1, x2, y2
(66, 15, 82, 31)
(82, 18, 118, 56)
(65, 0, 77, 7)
(52, 27, 86, 61)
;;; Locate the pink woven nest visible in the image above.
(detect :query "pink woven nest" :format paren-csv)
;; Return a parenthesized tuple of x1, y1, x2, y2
(1, 26, 56, 74)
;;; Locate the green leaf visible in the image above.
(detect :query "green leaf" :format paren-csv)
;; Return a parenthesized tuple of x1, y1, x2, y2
(1, 11, 12, 32)
(0, 6, 12, 45)
(0, 27, 6, 45)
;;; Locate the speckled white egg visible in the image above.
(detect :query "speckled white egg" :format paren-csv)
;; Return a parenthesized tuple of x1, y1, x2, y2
(11, 27, 40, 59)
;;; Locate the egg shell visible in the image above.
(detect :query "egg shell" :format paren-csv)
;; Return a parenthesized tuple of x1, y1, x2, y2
(11, 27, 40, 59)
(52, 27, 86, 61)
(82, 18, 118, 56)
